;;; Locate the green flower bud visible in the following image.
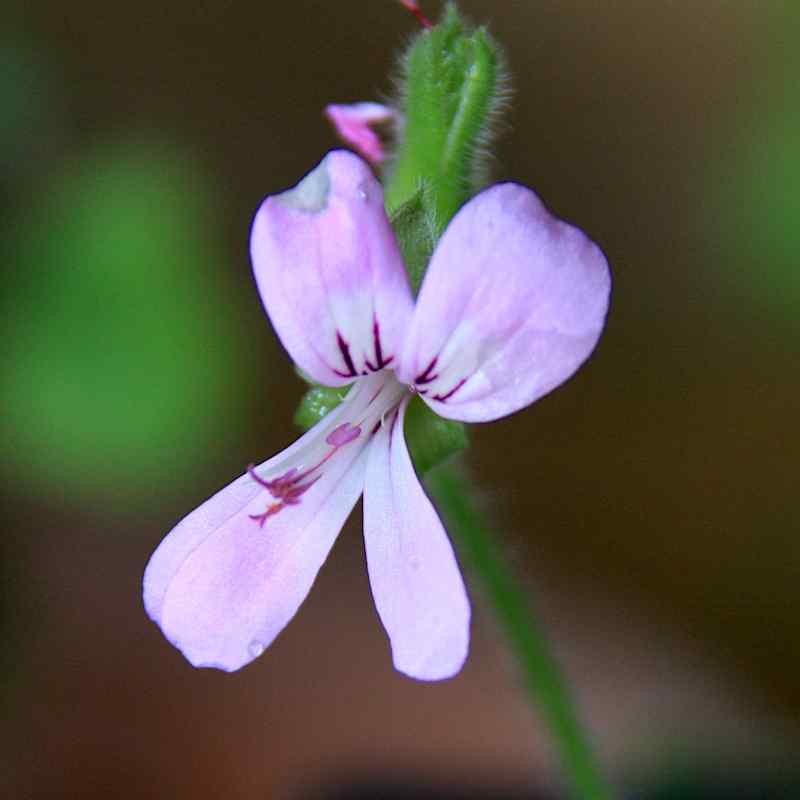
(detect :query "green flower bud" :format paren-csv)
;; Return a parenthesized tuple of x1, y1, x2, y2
(384, 3, 508, 229)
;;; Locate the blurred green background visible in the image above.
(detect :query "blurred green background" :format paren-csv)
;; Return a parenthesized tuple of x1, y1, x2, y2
(2, 1, 798, 798)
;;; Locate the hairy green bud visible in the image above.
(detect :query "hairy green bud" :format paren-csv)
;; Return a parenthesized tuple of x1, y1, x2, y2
(384, 3, 507, 229)
(389, 184, 438, 294)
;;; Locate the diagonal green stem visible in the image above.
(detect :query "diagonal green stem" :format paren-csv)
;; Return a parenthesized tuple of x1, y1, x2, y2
(426, 462, 617, 800)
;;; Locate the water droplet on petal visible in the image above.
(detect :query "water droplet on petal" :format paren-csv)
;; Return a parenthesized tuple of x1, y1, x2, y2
(248, 640, 265, 658)
(356, 180, 370, 201)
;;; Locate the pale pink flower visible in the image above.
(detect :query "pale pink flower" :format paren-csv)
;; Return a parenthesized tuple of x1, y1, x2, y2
(143, 150, 610, 681)
(325, 102, 394, 165)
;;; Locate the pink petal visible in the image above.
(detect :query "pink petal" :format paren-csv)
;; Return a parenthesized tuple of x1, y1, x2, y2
(363, 399, 470, 681)
(325, 102, 394, 165)
(143, 378, 379, 672)
(250, 150, 414, 387)
(396, 184, 611, 422)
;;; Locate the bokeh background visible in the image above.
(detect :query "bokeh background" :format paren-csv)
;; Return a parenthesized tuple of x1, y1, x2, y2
(2, 1, 798, 797)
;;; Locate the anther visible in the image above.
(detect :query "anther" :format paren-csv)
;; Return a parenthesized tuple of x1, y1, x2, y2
(326, 422, 361, 447)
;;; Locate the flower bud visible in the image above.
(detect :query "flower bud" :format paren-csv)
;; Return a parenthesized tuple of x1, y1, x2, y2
(383, 3, 508, 229)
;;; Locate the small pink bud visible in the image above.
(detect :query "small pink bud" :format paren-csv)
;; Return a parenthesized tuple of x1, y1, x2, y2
(325, 103, 394, 165)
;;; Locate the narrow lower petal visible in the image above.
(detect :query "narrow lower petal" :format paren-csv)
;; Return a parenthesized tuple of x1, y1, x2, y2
(363, 399, 470, 681)
(397, 184, 611, 422)
(325, 102, 394, 165)
(143, 376, 392, 671)
(250, 150, 414, 387)
(143, 387, 359, 626)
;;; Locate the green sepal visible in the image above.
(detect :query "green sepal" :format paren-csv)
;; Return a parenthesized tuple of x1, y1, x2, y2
(389, 184, 438, 293)
(404, 394, 468, 475)
(293, 384, 348, 431)
(384, 3, 506, 229)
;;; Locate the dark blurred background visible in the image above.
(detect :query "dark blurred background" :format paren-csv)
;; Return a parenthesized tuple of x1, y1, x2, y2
(2, 1, 798, 798)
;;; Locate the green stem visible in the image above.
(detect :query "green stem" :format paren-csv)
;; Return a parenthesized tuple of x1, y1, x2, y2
(426, 462, 616, 800)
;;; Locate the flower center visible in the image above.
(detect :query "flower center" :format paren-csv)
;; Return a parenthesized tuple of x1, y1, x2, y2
(330, 319, 468, 406)
(247, 372, 407, 527)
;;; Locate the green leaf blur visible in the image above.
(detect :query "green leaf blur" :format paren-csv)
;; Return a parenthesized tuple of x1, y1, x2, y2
(1, 141, 244, 505)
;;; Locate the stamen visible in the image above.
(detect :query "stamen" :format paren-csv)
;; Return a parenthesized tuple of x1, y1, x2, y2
(326, 422, 361, 447)
(248, 464, 298, 491)
(247, 463, 271, 489)
(247, 416, 365, 528)
(249, 502, 283, 527)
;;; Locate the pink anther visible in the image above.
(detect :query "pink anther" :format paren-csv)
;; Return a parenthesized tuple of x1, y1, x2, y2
(247, 422, 357, 529)
(248, 464, 296, 491)
(326, 422, 362, 448)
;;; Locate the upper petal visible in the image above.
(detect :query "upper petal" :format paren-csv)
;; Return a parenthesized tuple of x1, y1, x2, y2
(325, 102, 394, 165)
(250, 150, 414, 387)
(363, 399, 470, 681)
(396, 184, 611, 422)
(142, 377, 384, 671)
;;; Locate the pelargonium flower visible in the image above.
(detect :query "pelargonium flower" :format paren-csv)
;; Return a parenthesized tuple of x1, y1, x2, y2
(143, 150, 610, 681)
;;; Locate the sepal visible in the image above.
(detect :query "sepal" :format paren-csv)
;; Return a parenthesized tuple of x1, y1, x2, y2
(403, 395, 467, 475)
(294, 384, 348, 431)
